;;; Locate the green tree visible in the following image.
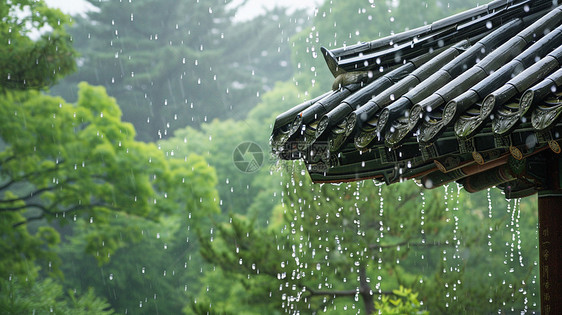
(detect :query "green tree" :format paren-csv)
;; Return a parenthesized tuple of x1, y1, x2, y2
(156, 81, 314, 314)
(180, 0, 540, 313)
(0, 83, 218, 259)
(0, 3, 113, 312)
(1, 2, 220, 312)
(0, 0, 75, 90)
(375, 286, 428, 315)
(198, 169, 539, 314)
(52, 0, 309, 141)
(159, 81, 306, 221)
(57, 206, 214, 314)
(0, 83, 220, 313)
(197, 168, 453, 314)
(0, 276, 114, 315)
(418, 189, 539, 314)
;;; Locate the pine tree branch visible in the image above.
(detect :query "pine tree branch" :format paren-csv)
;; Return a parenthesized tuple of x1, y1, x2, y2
(306, 288, 358, 297)
(304, 286, 393, 297)
(368, 240, 454, 250)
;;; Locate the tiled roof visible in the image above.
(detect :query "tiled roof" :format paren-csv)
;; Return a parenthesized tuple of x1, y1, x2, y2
(271, 0, 562, 198)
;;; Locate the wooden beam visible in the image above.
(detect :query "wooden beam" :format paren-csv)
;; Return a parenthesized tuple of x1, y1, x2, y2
(538, 152, 562, 315)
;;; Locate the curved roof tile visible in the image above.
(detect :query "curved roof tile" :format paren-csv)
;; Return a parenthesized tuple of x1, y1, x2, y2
(271, 0, 562, 197)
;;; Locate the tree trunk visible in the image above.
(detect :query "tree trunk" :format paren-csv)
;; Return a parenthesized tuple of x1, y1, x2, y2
(359, 266, 375, 314)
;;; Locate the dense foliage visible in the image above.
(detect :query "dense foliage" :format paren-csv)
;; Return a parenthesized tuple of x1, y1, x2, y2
(52, 0, 308, 141)
(1, 1, 218, 313)
(0, 0, 76, 90)
(1, 0, 541, 314)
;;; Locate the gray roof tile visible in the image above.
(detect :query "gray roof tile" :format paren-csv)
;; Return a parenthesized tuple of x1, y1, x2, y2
(271, 0, 562, 197)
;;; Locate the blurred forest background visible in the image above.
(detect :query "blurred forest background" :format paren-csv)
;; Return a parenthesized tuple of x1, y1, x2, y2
(1, 0, 540, 314)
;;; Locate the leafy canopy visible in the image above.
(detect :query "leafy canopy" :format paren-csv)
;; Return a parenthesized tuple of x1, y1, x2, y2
(0, 82, 219, 266)
(0, 0, 76, 90)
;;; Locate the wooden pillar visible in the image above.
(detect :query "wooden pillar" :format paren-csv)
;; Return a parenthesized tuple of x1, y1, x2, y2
(538, 152, 562, 315)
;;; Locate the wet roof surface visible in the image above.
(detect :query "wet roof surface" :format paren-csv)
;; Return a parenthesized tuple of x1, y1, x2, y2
(271, 0, 562, 198)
